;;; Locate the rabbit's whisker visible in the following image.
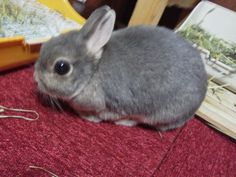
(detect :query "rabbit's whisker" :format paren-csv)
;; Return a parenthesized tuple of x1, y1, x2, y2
(53, 98, 64, 112)
(49, 96, 56, 110)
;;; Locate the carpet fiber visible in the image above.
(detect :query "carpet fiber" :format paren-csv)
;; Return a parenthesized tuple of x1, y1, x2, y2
(0, 66, 235, 177)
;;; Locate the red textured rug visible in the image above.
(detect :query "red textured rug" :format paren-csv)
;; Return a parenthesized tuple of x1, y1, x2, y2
(0, 66, 235, 177)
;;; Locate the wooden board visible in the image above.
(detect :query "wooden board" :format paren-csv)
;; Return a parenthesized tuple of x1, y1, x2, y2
(128, 0, 168, 26)
(197, 81, 236, 139)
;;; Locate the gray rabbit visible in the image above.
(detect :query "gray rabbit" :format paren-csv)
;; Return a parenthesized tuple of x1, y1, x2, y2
(34, 5, 207, 131)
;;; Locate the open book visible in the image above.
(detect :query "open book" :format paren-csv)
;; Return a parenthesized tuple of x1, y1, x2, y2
(176, 1, 236, 139)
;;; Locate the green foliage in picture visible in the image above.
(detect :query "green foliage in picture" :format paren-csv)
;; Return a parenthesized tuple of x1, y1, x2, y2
(178, 24, 236, 69)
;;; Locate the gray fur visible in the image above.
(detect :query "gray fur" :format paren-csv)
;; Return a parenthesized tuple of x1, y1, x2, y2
(34, 6, 207, 131)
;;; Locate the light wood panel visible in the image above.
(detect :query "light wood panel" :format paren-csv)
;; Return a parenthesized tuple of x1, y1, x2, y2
(197, 82, 236, 139)
(128, 0, 168, 26)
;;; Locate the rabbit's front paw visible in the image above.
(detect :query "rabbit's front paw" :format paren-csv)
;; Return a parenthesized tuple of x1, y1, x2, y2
(81, 114, 101, 123)
(115, 119, 137, 127)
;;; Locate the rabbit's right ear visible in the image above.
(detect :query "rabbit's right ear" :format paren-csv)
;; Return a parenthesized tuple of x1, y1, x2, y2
(79, 6, 116, 58)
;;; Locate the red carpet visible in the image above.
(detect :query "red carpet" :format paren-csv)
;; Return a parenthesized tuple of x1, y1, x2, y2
(0, 66, 235, 177)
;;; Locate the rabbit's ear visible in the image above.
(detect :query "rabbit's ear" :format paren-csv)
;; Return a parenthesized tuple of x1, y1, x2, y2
(80, 6, 116, 58)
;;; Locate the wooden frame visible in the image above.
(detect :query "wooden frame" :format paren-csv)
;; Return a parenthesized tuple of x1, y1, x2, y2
(128, 0, 168, 26)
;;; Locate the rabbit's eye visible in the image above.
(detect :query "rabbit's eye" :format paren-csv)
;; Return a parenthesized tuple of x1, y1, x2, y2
(54, 60, 71, 75)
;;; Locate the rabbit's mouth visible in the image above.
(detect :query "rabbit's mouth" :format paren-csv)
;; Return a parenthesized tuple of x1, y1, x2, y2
(36, 79, 52, 97)
(37, 82, 67, 102)
(34, 72, 57, 98)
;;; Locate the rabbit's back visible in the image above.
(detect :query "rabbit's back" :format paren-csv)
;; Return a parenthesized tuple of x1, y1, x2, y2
(96, 26, 207, 123)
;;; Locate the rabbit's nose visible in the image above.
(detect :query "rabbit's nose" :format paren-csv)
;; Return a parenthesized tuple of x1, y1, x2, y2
(34, 72, 38, 82)
(34, 71, 44, 85)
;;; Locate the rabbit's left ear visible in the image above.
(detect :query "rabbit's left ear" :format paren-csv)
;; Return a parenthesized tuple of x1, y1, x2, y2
(80, 6, 116, 57)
